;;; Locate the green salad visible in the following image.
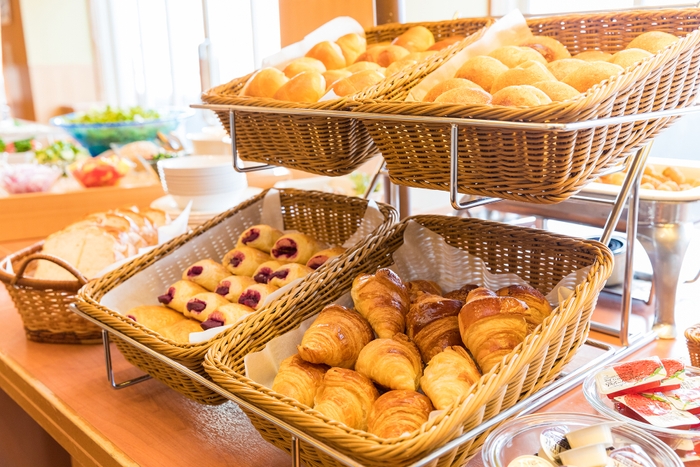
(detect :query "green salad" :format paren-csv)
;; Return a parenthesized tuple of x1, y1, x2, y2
(66, 106, 161, 124)
(34, 141, 89, 173)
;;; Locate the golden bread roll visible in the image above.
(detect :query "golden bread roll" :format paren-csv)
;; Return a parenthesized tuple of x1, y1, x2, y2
(531, 80, 580, 102)
(237, 283, 279, 310)
(491, 85, 551, 107)
(496, 284, 553, 331)
(185, 292, 230, 321)
(201, 303, 254, 329)
(434, 87, 492, 105)
(305, 40, 346, 70)
(272, 71, 326, 103)
(323, 69, 352, 90)
(392, 26, 435, 52)
(271, 232, 328, 265)
(367, 390, 433, 439)
(562, 61, 624, 93)
(520, 35, 571, 62)
(272, 354, 329, 407)
(546, 58, 587, 81)
(222, 246, 272, 277)
(384, 58, 418, 77)
(355, 333, 423, 391)
(443, 283, 479, 303)
(454, 55, 508, 92)
(183, 258, 230, 292)
(627, 31, 679, 54)
(283, 57, 326, 79)
(377, 45, 410, 67)
(355, 45, 386, 64)
(428, 36, 465, 51)
(306, 246, 347, 270)
(610, 48, 653, 69)
(158, 280, 208, 314)
(159, 319, 203, 344)
(331, 69, 385, 97)
(490, 60, 555, 94)
(423, 78, 482, 103)
(489, 45, 547, 68)
(245, 68, 289, 97)
(252, 260, 286, 284)
(314, 367, 379, 431)
(351, 268, 410, 339)
(406, 280, 442, 302)
(215, 275, 257, 302)
(405, 51, 436, 61)
(420, 346, 482, 410)
(237, 224, 284, 253)
(336, 33, 367, 65)
(268, 263, 313, 288)
(573, 50, 612, 62)
(297, 304, 374, 368)
(125, 305, 186, 331)
(345, 61, 382, 73)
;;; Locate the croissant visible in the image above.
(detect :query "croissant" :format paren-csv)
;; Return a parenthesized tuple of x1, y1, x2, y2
(124, 305, 185, 331)
(297, 304, 374, 368)
(222, 246, 271, 277)
(271, 354, 329, 407)
(420, 346, 482, 410)
(351, 268, 410, 339)
(367, 390, 433, 438)
(200, 303, 254, 330)
(215, 275, 257, 302)
(269, 263, 313, 288)
(237, 283, 279, 310)
(443, 283, 479, 302)
(465, 287, 497, 303)
(355, 333, 422, 391)
(314, 367, 379, 431)
(406, 280, 442, 302)
(157, 280, 208, 314)
(271, 232, 328, 265)
(237, 224, 284, 253)
(252, 260, 285, 284)
(159, 319, 203, 344)
(306, 246, 347, 270)
(458, 295, 529, 373)
(406, 294, 462, 338)
(182, 259, 231, 292)
(496, 284, 553, 331)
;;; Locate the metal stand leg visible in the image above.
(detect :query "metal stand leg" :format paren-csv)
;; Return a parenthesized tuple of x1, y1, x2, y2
(229, 110, 274, 173)
(102, 330, 151, 389)
(291, 436, 301, 467)
(364, 161, 386, 199)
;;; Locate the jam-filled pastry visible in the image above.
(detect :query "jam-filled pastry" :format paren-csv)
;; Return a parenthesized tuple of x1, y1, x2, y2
(406, 280, 442, 303)
(351, 268, 410, 339)
(237, 283, 279, 310)
(313, 367, 379, 431)
(297, 304, 374, 369)
(355, 333, 423, 391)
(443, 283, 479, 303)
(159, 319, 204, 344)
(306, 246, 347, 270)
(271, 232, 328, 265)
(157, 280, 208, 314)
(124, 305, 185, 331)
(420, 346, 482, 410)
(252, 260, 285, 284)
(269, 263, 313, 288)
(496, 284, 553, 331)
(222, 246, 271, 277)
(271, 353, 329, 407)
(367, 390, 434, 439)
(185, 292, 230, 320)
(215, 275, 257, 302)
(200, 303, 254, 330)
(237, 224, 284, 253)
(182, 259, 230, 292)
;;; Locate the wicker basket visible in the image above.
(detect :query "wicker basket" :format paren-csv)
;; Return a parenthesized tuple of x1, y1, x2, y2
(203, 215, 614, 467)
(686, 324, 700, 367)
(74, 189, 397, 405)
(201, 17, 493, 176)
(352, 8, 700, 204)
(0, 244, 103, 344)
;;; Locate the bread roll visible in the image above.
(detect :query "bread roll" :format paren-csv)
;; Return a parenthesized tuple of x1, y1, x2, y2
(490, 60, 555, 94)
(124, 305, 186, 331)
(268, 263, 313, 288)
(423, 78, 482, 103)
(573, 50, 612, 62)
(367, 390, 433, 439)
(185, 292, 230, 321)
(331, 69, 385, 97)
(546, 58, 587, 80)
(222, 246, 271, 277)
(454, 56, 508, 92)
(428, 36, 465, 51)
(323, 69, 352, 90)
(159, 319, 203, 344)
(215, 275, 257, 302)
(377, 45, 410, 67)
(610, 48, 653, 69)
(520, 35, 571, 62)
(336, 33, 366, 65)
(83, 212, 147, 249)
(434, 87, 492, 105)
(627, 31, 679, 54)
(252, 260, 285, 284)
(200, 303, 254, 330)
(489, 46, 547, 68)
(345, 61, 382, 73)
(272, 354, 328, 407)
(272, 71, 326, 103)
(355, 46, 386, 64)
(306, 246, 347, 270)
(384, 58, 418, 77)
(306, 41, 346, 70)
(237, 224, 284, 253)
(405, 51, 436, 61)
(562, 61, 624, 93)
(157, 280, 208, 314)
(392, 26, 435, 52)
(271, 232, 328, 265)
(355, 334, 423, 391)
(245, 68, 289, 97)
(492, 85, 552, 107)
(183, 259, 231, 292)
(531, 80, 580, 102)
(237, 283, 279, 310)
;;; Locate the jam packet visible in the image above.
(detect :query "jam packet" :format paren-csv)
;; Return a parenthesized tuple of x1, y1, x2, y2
(614, 393, 700, 428)
(596, 357, 667, 398)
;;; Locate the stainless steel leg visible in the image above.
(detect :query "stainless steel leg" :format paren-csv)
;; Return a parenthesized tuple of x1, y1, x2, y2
(102, 330, 152, 389)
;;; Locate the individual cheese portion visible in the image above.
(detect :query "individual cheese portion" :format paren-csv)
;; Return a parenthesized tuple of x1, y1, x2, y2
(565, 423, 613, 449)
(506, 455, 553, 467)
(558, 443, 608, 467)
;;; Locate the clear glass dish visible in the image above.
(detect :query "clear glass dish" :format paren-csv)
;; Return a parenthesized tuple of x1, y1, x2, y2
(482, 412, 683, 467)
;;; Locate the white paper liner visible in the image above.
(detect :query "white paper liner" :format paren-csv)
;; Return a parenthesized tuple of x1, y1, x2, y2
(405, 10, 533, 102)
(100, 189, 384, 344)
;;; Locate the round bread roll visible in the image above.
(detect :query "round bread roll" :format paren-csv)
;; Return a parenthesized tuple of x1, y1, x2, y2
(332, 69, 385, 97)
(355, 45, 386, 64)
(423, 78, 482, 103)
(490, 60, 555, 94)
(454, 55, 508, 92)
(392, 25, 435, 52)
(546, 58, 587, 81)
(627, 31, 679, 54)
(520, 35, 571, 62)
(562, 61, 624, 93)
(305, 41, 346, 70)
(492, 85, 552, 107)
(434, 87, 492, 105)
(531, 81, 580, 102)
(610, 48, 653, 69)
(283, 57, 326, 79)
(345, 61, 382, 73)
(385, 58, 418, 77)
(377, 45, 410, 67)
(244, 68, 289, 98)
(573, 50, 612, 62)
(428, 36, 465, 51)
(272, 71, 326, 103)
(323, 69, 352, 90)
(336, 33, 366, 65)
(488, 46, 547, 68)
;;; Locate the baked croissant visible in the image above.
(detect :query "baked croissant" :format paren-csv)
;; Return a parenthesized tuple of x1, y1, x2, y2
(314, 367, 379, 431)
(159, 319, 203, 344)
(443, 283, 479, 303)
(271, 353, 329, 407)
(367, 390, 433, 439)
(351, 268, 410, 339)
(157, 280, 208, 314)
(237, 283, 279, 310)
(496, 284, 553, 331)
(124, 305, 185, 331)
(215, 275, 257, 302)
(355, 333, 423, 391)
(297, 304, 374, 368)
(406, 280, 442, 302)
(200, 303, 254, 330)
(252, 260, 285, 284)
(269, 263, 313, 288)
(306, 246, 347, 270)
(465, 287, 497, 303)
(237, 224, 284, 253)
(185, 292, 231, 320)
(271, 232, 328, 265)
(222, 246, 271, 277)
(406, 293, 464, 362)
(420, 346, 482, 410)
(182, 259, 231, 292)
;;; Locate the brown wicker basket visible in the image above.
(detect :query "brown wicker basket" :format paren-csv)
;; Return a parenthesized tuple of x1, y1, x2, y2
(0, 244, 102, 344)
(74, 189, 397, 405)
(352, 8, 700, 204)
(203, 215, 614, 467)
(686, 324, 700, 367)
(201, 17, 493, 176)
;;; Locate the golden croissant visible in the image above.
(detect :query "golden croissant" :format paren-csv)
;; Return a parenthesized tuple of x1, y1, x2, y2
(367, 389, 433, 438)
(355, 333, 423, 391)
(272, 353, 329, 407)
(420, 346, 482, 410)
(314, 367, 379, 431)
(351, 268, 410, 338)
(496, 284, 553, 331)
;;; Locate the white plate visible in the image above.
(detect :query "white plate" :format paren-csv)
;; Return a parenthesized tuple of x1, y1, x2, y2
(150, 187, 263, 216)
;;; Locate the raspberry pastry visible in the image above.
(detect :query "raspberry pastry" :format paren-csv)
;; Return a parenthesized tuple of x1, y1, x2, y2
(306, 246, 347, 270)
(222, 246, 271, 276)
(185, 292, 231, 320)
(200, 303, 255, 330)
(252, 260, 285, 284)
(182, 259, 231, 291)
(237, 224, 284, 253)
(269, 263, 313, 288)
(237, 283, 279, 310)
(215, 275, 257, 302)
(157, 280, 208, 314)
(271, 232, 328, 265)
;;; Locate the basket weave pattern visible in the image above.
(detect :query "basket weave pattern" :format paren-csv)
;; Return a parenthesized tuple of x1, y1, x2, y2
(204, 215, 613, 467)
(686, 324, 700, 367)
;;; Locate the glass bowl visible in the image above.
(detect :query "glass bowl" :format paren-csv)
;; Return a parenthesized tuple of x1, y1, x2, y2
(482, 412, 683, 467)
(0, 163, 62, 194)
(583, 364, 700, 461)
